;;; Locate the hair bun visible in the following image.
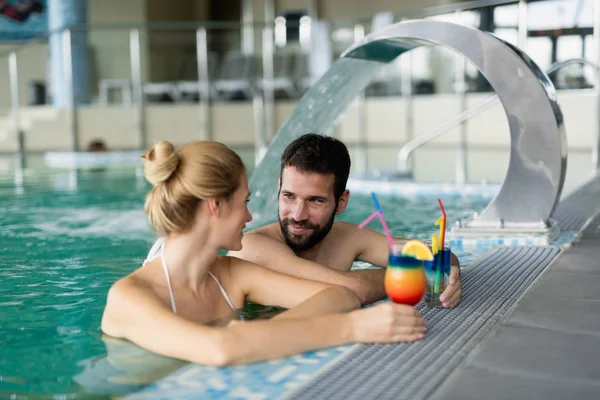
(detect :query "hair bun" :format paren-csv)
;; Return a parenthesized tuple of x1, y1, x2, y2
(141, 141, 180, 186)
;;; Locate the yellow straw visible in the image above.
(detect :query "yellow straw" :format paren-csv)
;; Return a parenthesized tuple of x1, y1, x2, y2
(434, 217, 444, 251)
(432, 232, 442, 294)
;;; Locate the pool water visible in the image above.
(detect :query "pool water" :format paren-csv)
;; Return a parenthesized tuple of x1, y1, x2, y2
(0, 159, 492, 397)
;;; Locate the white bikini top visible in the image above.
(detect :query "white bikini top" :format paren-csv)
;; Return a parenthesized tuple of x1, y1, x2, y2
(143, 238, 237, 314)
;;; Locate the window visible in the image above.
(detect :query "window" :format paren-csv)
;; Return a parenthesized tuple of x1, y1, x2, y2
(275, 10, 308, 48)
(557, 35, 583, 61)
(494, 4, 518, 27)
(496, 1, 594, 30)
(584, 34, 596, 63)
(526, 36, 553, 72)
(494, 28, 518, 46)
(428, 10, 480, 27)
(584, 34, 597, 84)
(528, 0, 593, 30)
(555, 35, 588, 88)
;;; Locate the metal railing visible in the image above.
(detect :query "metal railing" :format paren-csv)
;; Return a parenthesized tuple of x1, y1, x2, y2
(395, 57, 600, 179)
(396, 93, 499, 171)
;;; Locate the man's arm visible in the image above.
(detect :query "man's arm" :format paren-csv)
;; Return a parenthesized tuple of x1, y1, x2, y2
(230, 233, 385, 305)
(345, 268, 386, 305)
(354, 226, 406, 268)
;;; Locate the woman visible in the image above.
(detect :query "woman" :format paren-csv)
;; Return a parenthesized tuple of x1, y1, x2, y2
(101, 140, 426, 366)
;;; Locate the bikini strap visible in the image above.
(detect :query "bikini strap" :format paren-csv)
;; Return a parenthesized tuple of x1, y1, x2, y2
(144, 237, 165, 265)
(146, 238, 233, 315)
(159, 246, 177, 314)
(208, 271, 236, 312)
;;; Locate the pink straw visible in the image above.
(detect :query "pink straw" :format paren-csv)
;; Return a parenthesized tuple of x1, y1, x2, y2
(358, 211, 379, 229)
(376, 212, 397, 255)
(358, 192, 398, 256)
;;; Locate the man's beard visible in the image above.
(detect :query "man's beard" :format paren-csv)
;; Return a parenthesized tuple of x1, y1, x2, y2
(278, 210, 336, 252)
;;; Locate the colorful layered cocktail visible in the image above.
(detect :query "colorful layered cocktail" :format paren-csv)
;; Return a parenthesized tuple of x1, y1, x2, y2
(385, 240, 432, 305)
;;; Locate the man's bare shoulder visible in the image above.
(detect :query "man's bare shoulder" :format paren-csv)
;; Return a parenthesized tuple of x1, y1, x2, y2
(336, 221, 383, 236)
(333, 220, 360, 233)
(245, 222, 282, 242)
(230, 223, 291, 262)
(327, 221, 380, 253)
(330, 221, 365, 241)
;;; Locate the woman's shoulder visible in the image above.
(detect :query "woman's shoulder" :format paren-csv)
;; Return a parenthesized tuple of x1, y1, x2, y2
(111, 272, 151, 292)
(105, 273, 154, 313)
(213, 254, 258, 285)
(105, 264, 166, 316)
(101, 272, 162, 337)
(211, 255, 235, 278)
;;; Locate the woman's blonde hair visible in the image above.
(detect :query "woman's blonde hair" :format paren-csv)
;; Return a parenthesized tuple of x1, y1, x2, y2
(141, 140, 246, 237)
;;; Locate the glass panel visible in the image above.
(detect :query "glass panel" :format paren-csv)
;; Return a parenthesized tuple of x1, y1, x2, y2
(494, 4, 518, 27)
(428, 11, 480, 27)
(584, 34, 597, 84)
(494, 28, 518, 46)
(584, 34, 596, 63)
(88, 28, 134, 105)
(528, 0, 588, 30)
(574, 0, 595, 28)
(527, 36, 553, 72)
(557, 35, 583, 61)
(555, 35, 588, 89)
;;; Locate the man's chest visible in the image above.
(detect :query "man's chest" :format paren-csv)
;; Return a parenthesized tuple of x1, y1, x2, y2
(310, 243, 358, 272)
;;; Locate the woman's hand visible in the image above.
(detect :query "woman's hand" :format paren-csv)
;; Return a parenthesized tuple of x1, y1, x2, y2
(349, 302, 427, 343)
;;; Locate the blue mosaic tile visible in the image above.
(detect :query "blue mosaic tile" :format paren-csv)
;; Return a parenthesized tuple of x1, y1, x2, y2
(124, 345, 352, 399)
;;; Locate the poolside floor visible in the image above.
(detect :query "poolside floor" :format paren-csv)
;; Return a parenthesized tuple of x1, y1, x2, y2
(432, 212, 600, 400)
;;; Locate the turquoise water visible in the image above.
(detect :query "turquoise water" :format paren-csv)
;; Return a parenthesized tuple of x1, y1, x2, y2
(0, 156, 491, 397)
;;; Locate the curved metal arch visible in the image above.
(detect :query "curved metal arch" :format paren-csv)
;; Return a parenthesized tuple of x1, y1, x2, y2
(247, 19, 566, 232)
(341, 20, 567, 229)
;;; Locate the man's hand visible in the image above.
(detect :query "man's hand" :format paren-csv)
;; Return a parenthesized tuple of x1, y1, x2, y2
(439, 265, 461, 308)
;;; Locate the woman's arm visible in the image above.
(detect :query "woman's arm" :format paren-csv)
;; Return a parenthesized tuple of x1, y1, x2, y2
(228, 256, 361, 319)
(223, 301, 425, 365)
(102, 278, 426, 366)
(231, 233, 381, 304)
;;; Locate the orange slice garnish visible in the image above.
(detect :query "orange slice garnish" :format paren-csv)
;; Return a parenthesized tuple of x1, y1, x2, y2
(401, 240, 434, 261)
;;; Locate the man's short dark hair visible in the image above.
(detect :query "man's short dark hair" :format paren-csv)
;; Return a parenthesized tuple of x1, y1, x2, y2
(280, 133, 351, 201)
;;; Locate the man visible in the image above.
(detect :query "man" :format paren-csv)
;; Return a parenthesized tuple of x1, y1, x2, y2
(230, 133, 462, 307)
